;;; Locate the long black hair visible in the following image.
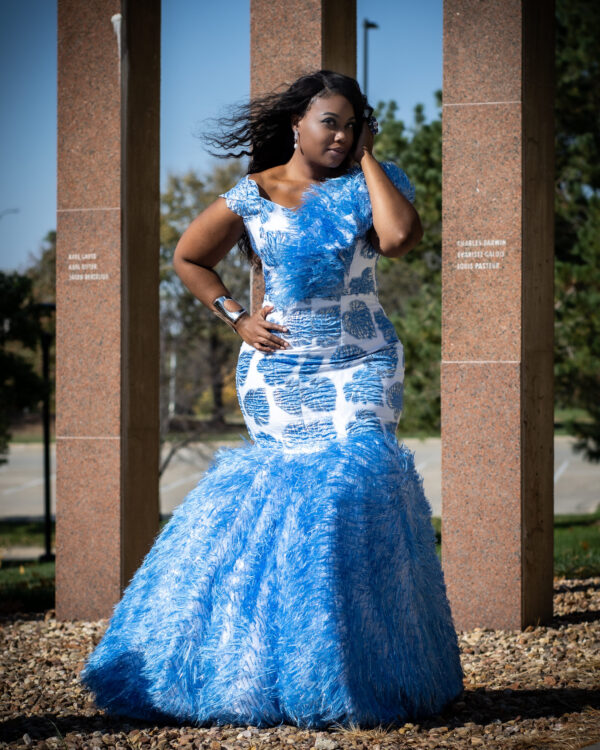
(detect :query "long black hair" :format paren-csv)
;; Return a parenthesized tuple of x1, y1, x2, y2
(203, 70, 374, 265)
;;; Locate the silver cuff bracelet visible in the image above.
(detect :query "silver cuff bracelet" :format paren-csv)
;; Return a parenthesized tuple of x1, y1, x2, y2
(213, 295, 247, 325)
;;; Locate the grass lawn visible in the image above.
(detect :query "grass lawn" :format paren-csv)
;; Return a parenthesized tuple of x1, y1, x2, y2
(553, 510, 600, 577)
(1, 511, 599, 614)
(0, 519, 55, 550)
(0, 560, 55, 614)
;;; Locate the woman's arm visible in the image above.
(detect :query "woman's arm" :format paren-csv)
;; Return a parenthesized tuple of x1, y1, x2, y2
(173, 198, 246, 308)
(353, 125, 424, 258)
(173, 198, 290, 352)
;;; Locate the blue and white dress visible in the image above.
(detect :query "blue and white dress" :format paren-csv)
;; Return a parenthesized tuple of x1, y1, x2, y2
(80, 162, 464, 730)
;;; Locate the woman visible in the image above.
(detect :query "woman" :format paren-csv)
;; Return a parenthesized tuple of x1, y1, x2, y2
(81, 70, 464, 730)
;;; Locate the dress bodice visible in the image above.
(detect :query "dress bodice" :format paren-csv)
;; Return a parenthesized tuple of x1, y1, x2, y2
(220, 163, 416, 449)
(220, 162, 415, 313)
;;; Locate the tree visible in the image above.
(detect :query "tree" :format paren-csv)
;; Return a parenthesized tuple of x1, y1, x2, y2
(553, 0, 600, 461)
(25, 230, 57, 406)
(27, 230, 56, 305)
(159, 161, 250, 458)
(0, 272, 45, 463)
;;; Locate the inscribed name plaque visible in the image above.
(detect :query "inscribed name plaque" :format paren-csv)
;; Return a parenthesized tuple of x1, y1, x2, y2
(443, 226, 521, 362)
(454, 239, 506, 271)
(67, 252, 110, 281)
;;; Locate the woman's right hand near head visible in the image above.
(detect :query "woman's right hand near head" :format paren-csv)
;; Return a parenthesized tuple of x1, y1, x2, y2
(235, 304, 291, 353)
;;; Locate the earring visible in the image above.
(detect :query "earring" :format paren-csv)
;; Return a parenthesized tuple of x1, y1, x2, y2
(293, 129, 298, 149)
(366, 115, 379, 135)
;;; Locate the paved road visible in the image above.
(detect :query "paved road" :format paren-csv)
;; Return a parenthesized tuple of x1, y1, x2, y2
(1, 436, 598, 520)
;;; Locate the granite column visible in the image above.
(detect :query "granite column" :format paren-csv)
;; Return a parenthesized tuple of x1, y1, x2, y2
(441, 0, 555, 630)
(55, 0, 160, 620)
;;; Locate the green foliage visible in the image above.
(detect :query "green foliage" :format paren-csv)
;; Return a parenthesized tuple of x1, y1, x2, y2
(373, 92, 443, 434)
(554, 0, 600, 461)
(27, 230, 56, 305)
(25, 230, 57, 413)
(555, 198, 600, 460)
(160, 161, 250, 433)
(0, 272, 45, 463)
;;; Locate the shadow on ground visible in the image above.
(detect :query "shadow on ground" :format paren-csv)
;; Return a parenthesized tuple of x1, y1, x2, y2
(1, 687, 600, 744)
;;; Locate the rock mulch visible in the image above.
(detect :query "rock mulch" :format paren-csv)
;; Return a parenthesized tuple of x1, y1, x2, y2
(1, 576, 599, 749)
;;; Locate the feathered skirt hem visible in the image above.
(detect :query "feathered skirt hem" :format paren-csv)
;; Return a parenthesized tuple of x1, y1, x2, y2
(80, 430, 464, 729)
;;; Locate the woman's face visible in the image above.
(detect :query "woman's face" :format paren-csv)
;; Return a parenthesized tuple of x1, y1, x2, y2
(294, 93, 358, 169)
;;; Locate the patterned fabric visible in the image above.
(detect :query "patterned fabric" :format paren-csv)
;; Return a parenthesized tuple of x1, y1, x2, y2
(80, 161, 464, 730)
(225, 163, 412, 450)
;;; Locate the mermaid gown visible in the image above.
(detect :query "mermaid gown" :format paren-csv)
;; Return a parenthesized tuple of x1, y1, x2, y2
(80, 162, 464, 729)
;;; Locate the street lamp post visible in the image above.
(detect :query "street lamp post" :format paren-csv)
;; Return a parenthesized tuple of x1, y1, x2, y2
(362, 18, 379, 99)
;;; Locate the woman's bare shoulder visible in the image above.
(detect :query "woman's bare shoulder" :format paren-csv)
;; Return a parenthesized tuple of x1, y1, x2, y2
(252, 164, 330, 210)
(248, 165, 285, 190)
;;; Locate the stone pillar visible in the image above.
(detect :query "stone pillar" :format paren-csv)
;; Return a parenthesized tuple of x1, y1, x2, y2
(249, 0, 356, 312)
(441, 0, 554, 630)
(55, 0, 160, 620)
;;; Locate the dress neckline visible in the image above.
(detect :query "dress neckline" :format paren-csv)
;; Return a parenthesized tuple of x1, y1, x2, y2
(246, 168, 359, 212)
(246, 175, 297, 212)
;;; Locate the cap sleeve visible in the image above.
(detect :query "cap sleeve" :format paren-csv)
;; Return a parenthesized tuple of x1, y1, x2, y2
(352, 161, 416, 234)
(380, 161, 416, 204)
(219, 175, 258, 218)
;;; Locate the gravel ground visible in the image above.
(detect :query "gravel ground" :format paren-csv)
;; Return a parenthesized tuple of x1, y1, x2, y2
(1, 577, 599, 750)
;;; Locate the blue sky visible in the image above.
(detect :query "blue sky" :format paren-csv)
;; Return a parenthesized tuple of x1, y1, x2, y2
(0, 0, 442, 272)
